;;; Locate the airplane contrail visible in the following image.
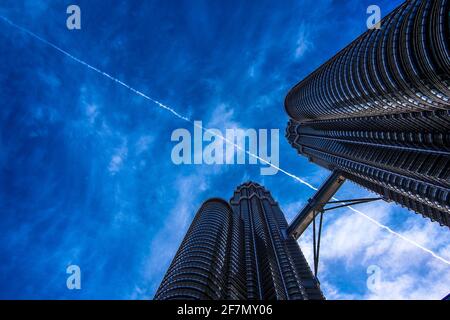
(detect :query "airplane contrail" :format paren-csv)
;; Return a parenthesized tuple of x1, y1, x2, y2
(1, 15, 448, 266)
(346, 206, 450, 265)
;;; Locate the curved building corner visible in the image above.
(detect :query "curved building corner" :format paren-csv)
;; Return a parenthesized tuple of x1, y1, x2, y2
(284, 0, 450, 228)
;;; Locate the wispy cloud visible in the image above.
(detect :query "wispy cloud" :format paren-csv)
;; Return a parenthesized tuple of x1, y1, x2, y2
(108, 141, 128, 174)
(294, 24, 313, 59)
(299, 201, 450, 299)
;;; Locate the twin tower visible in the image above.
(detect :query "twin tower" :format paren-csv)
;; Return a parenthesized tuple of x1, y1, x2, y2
(286, 0, 449, 227)
(155, 182, 324, 300)
(156, 0, 450, 300)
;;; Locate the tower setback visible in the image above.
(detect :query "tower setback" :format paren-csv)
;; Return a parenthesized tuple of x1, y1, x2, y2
(285, 0, 450, 227)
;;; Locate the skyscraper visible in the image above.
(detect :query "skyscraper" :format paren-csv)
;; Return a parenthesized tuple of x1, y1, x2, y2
(285, 0, 450, 227)
(154, 182, 324, 300)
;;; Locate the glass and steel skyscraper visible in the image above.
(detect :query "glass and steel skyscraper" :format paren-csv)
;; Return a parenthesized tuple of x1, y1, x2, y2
(154, 182, 324, 300)
(285, 0, 450, 227)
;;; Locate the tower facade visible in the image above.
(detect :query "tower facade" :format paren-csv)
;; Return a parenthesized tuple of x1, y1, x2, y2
(154, 182, 323, 300)
(285, 0, 450, 227)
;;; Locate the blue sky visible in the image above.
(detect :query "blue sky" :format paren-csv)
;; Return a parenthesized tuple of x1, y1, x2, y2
(0, 0, 449, 299)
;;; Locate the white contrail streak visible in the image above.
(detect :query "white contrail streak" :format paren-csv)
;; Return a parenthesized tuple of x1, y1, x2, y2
(346, 206, 450, 265)
(1, 16, 448, 266)
(0, 16, 190, 122)
(199, 124, 319, 190)
(329, 196, 450, 266)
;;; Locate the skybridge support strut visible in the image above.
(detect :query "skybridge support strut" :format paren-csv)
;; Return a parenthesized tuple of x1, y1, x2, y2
(287, 170, 384, 278)
(287, 170, 346, 240)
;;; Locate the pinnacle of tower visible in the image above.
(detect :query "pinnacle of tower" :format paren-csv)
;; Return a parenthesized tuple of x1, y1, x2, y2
(239, 181, 264, 188)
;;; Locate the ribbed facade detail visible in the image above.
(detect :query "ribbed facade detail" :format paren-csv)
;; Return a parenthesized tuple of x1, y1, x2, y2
(154, 199, 236, 300)
(155, 183, 323, 300)
(229, 183, 323, 300)
(285, 0, 450, 227)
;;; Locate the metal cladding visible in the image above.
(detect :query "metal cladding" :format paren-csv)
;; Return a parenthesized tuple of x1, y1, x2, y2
(154, 182, 324, 300)
(154, 198, 235, 300)
(285, 0, 450, 227)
